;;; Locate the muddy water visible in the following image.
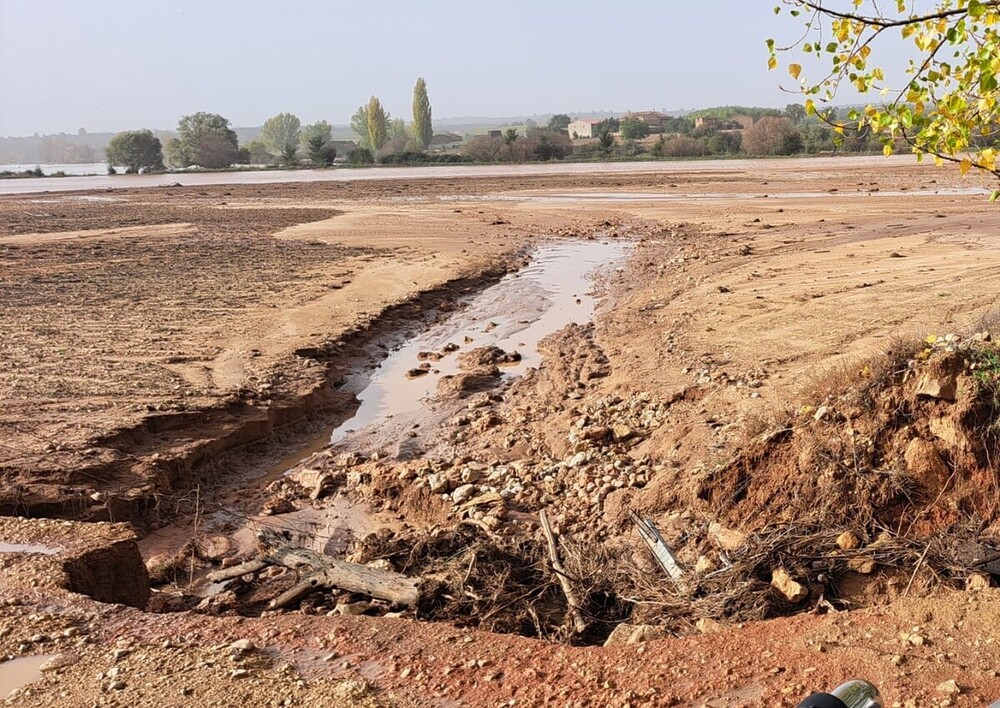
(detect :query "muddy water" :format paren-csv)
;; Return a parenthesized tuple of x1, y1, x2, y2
(328, 239, 630, 446)
(202, 239, 630, 572)
(0, 154, 931, 195)
(162, 238, 631, 589)
(0, 655, 53, 699)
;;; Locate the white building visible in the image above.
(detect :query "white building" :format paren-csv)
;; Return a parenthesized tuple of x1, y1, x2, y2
(567, 119, 604, 139)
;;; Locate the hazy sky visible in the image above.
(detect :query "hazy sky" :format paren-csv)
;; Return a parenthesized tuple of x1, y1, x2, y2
(0, 0, 869, 136)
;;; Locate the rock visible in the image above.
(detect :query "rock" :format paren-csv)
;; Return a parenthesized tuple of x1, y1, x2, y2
(903, 438, 949, 488)
(195, 590, 237, 614)
(709, 522, 747, 552)
(581, 426, 612, 443)
(611, 424, 635, 443)
(915, 375, 957, 401)
(929, 416, 971, 452)
(603, 623, 668, 647)
(437, 369, 501, 398)
(603, 623, 633, 647)
(848, 557, 876, 575)
(230, 669, 250, 680)
(694, 555, 718, 574)
(813, 405, 829, 422)
(770, 567, 808, 603)
(451, 484, 478, 505)
(936, 679, 961, 696)
(39, 653, 79, 672)
(334, 601, 371, 616)
(405, 368, 429, 379)
(966, 573, 991, 591)
(626, 625, 668, 644)
(227, 639, 255, 655)
(695, 618, 724, 634)
(458, 346, 521, 369)
(427, 473, 451, 494)
(110, 648, 131, 661)
(835, 531, 861, 550)
(195, 536, 232, 561)
(290, 469, 342, 500)
(915, 356, 961, 401)
(108, 680, 126, 691)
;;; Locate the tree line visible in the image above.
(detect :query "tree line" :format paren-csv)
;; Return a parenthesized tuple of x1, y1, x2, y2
(105, 78, 435, 173)
(102, 95, 889, 174)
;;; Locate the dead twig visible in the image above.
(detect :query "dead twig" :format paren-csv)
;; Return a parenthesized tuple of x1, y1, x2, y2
(539, 509, 587, 635)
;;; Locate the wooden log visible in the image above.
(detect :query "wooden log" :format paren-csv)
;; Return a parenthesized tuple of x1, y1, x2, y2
(268, 576, 321, 610)
(539, 509, 588, 635)
(205, 559, 267, 582)
(256, 529, 421, 607)
(272, 547, 420, 606)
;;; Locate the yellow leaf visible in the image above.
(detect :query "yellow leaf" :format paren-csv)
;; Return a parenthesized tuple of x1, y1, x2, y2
(982, 148, 997, 171)
(960, 159, 972, 175)
(789, 63, 802, 80)
(768, 56, 778, 71)
(805, 99, 816, 115)
(883, 143, 894, 157)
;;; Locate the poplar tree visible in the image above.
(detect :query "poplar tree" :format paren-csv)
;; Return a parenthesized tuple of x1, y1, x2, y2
(366, 96, 388, 153)
(412, 77, 433, 150)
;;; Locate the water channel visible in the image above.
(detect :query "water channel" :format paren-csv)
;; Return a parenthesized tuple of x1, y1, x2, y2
(202, 238, 632, 568)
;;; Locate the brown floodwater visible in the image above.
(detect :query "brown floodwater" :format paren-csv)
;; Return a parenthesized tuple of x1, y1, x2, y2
(0, 655, 53, 699)
(327, 238, 631, 446)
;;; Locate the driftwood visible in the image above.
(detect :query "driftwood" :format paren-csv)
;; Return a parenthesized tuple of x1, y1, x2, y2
(539, 509, 588, 635)
(630, 512, 684, 581)
(205, 529, 422, 609)
(205, 559, 267, 582)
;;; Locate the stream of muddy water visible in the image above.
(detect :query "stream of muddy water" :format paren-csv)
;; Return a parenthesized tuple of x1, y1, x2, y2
(324, 238, 631, 448)
(150, 238, 632, 587)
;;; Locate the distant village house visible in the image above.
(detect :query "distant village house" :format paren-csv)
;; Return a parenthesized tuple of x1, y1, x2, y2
(623, 111, 670, 134)
(430, 132, 464, 151)
(695, 114, 755, 131)
(567, 119, 603, 139)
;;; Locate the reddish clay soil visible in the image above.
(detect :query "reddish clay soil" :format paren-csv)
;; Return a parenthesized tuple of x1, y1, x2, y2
(4, 158, 1000, 706)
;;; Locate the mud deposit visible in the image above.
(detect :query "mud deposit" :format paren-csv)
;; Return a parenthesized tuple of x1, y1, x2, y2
(329, 238, 629, 446)
(177, 238, 630, 586)
(10, 161, 1000, 706)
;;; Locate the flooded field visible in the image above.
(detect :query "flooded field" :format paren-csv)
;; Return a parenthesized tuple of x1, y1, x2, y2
(0, 153, 929, 195)
(6, 160, 1000, 706)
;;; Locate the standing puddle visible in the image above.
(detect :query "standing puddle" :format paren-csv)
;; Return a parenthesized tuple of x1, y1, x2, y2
(330, 239, 630, 445)
(0, 656, 53, 699)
